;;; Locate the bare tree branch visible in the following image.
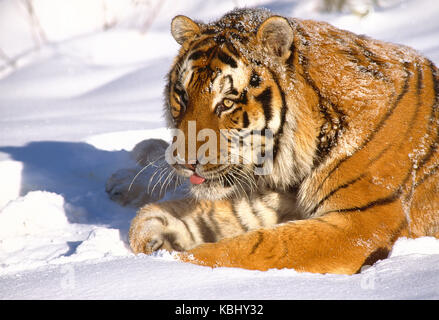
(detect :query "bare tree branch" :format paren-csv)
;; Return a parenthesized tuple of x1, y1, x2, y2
(0, 48, 16, 68)
(21, 0, 48, 47)
(102, 0, 118, 31)
(140, 0, 166, 34)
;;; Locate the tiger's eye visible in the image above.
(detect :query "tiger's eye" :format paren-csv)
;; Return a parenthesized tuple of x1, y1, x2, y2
(223, 99, 234, 108)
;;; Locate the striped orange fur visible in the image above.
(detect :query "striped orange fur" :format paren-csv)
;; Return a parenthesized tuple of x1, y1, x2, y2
(128, 8, 439, 274)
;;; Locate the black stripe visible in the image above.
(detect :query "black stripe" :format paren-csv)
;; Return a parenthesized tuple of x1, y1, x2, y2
(326, 156, 417, 215)
(294, 23, 311, 47)
(181, 219, 196, 243)
(197, 216, 216, 243)
(344, 47, 385, 80)
(414, 62, 439, 173)
(202, 28, 217, 35)
(173, 85, 185, 97)
(416, 61, 424, 95)
(216, 50, 237, 68)
(237, 88, 248, 104)
(265, 68, 288, 161)
(214, 34, 227, 44)
(225, 40, 241, 57)
(188, 50, 205, 61)
(414, 61, 439, 184)
(248, 202, 264, 227)
(229, 106, 242, 116)
(165, 81, 171, 108)
(249, 70, 262, 88)
(316, 61, 417, 210)
(314, 174, 365, 210)
(188, 71, 195, 87)
(215, 103, 240, 118)
(167, 37, 210, 123)
(297, 41, 346, 163)
(425, 60, 439, 133)
(207, 209, 222, 238)
(313, 138, 395, 212)
(315, 61, 422, 212)
(207, 46, 218, 60)
(354, 39, 387, 67)
(229, 88, 239, 96)
(334, 39, 388, 81)
(190, 36, 214, 51)
(249, 231, 264, 255)
(295, 23, 347, 161)
(265, 69, 286, 128)
(314, 217, 342, 230)
(242, 111, 250, 128)
(327, 188, 402, 214)
(405, 62, 423, 133)
(231, 201, 248, 231)
(286, 41, 296, 68)
(430, 60, 439, 101)
(315, 61, 412, 196)
(413, 62, 438, 171)
(416, 162, 439, 187)
(255, 87, 273, 128)
(193, 65, 215, 90)
(229, 32, 249, 44)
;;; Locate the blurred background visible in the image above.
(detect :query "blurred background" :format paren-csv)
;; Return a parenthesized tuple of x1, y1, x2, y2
(1, 0, 438, 76)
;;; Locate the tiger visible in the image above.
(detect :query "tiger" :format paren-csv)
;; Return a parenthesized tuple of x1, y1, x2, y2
(128, 7, 439, 274)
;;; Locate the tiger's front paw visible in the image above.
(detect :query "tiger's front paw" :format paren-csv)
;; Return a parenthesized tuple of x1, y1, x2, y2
(129, 204, 194, 254)
(106, 138, 176, 207)
(106, 168, 148, 207)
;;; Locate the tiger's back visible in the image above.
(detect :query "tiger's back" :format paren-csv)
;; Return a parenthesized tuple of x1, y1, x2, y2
(289, 17, 439, 238)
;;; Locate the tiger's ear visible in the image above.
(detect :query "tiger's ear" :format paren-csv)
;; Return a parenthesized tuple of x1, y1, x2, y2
(171, 15, 200, 45)
(256, 16, 293, 59)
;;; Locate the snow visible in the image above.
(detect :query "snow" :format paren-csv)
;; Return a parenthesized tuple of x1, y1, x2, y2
(1, 0, 439, 300)
(1, 239, 439, 299)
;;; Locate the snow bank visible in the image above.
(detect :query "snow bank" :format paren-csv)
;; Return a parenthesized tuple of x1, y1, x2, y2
(0, 191, 131, 275)
(0, 191, 84, 274)
(86, 128, 171, 152)
(1, 238, 439, 300)
(390, 237, 439, 257)
(0, 191, 71, 238)
(0, 160, 22, 209)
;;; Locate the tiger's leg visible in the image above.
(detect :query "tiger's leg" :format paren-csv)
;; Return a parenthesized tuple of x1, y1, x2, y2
(180, 201, 409, 274)
(129, 191, 299, 254)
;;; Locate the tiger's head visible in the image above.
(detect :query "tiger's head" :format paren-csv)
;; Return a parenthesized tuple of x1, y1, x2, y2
(165, 9, 317, 200)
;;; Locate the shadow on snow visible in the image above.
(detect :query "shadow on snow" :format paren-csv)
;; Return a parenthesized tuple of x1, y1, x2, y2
(0, 141, 139, 238)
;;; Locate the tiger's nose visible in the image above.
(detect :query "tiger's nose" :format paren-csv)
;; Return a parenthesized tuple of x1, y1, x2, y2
(183, 161, 198, 171)
(183, 163, 195, 171)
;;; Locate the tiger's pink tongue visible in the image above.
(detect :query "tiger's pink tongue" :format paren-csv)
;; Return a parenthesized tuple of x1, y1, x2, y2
(190, 173, 205, 185)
